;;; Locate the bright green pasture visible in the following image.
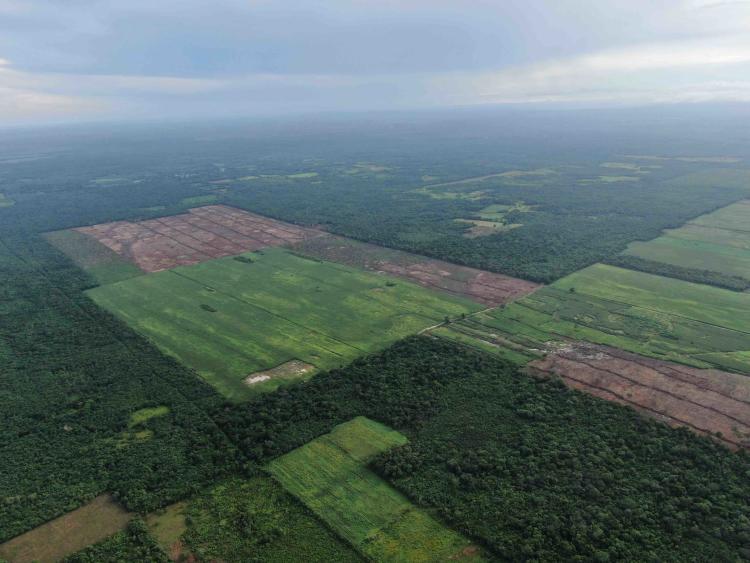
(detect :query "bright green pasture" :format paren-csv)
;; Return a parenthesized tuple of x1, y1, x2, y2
(44, 229, 143, 285)
(267, 417, 483, 562)
(623, 200, 750, 281)
(553, 264, 750, 333)
(86, 248, 479, 400)
(625, 237, 750, 281)
(465, 264, 750, 373)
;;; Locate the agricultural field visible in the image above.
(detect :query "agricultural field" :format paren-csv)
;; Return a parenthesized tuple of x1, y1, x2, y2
(291, 233, 539, 306)
(74, 205, 323, 272)
(267, 417, 484, 562)
(86, 247, 481, 400)
(0, 495, 131, 563)
(528, 342, 750, 449)
(44, 229, 143, 285)
(442, 264, 750, 375)
(622, 200, 750, 286)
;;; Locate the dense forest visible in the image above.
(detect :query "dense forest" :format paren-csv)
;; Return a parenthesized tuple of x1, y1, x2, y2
(0, 231, 237, 541)
(218, 337, 750, 562)
(2, 113, 750, 559)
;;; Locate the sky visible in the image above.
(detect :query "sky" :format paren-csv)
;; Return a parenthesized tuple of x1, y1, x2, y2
(0, 0, 749, 123)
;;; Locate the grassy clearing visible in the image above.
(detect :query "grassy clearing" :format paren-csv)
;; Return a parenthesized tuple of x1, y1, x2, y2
(44, 229, 143, 285)
(86, 247, 479, 400)
(129, 406, 170, 427)
(453, 264, 750, 374)
(267, 417, 483, 562)
(145, 502, 187, 555)
(0, 495, 131, 563)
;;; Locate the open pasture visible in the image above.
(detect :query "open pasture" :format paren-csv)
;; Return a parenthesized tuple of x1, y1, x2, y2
(291, 233, 539, 306)
(0, 495, 131, 563)
(444, 264, 750, 375)
(528, 342, 750, 449)
(623, 200, 750, 283)
(267, 417, 483, 562)
(86, 247, 480, 400)
(75, 204, 324, 272)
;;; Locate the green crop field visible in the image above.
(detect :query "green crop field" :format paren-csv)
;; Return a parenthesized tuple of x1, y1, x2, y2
(267, 417, 483, 562)
(623, 200, 750, 282)
(86, 247, 480, 400)
(443, 264, 750, 374)
(44, 229, 143, 285)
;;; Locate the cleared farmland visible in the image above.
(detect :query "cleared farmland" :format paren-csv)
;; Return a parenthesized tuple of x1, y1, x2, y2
(74, 204, 324, 272)
(86, 247, 480, 400)
(0, 495, 131, 563)
(528, 342, 750, 449)
(438, 264, 750, 375)
(623, 200, 750, 283)
(267, 417, 483, 562)
(44, 229, 143, 285)
(291, 233, 539, 306)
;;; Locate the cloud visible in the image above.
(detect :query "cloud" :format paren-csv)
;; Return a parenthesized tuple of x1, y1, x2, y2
(1, 0, 750, 123)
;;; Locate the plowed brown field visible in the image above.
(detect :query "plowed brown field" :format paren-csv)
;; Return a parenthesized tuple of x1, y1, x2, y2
(76, 205, 323, 272)
(528, 342, 750, 449)
(291, 234, 540, 306)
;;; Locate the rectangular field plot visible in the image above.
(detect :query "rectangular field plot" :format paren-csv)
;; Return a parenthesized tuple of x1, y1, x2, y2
(528, 342, 750, 449)
(0, 495, 131, 563)
(267, 417, 484, 562)
(291, 233, 539, 306)
(623, 200, 750, 283)
(447, 264, 750, 375)
(86, 248, 480, 400)
(73, 204, 324, 273)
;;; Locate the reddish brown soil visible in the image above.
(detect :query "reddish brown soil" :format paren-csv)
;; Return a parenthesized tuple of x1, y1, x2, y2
(76, 205, 324, 272)
(528, 342, 750, 449)
(291, 234, 540, 306)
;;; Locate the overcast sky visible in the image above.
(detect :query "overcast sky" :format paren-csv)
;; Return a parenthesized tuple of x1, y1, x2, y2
(1, 0, 749, 123)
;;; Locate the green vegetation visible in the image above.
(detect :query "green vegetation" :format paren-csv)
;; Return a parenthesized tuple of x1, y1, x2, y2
(180, 194, 218, 206)
(63, 519, 168, 563)
(268, 417, 482, 562)
(453, 264, 750, 373)
(182, 476, 363, 562)
(218, 337, 750, 562)
(0, 192, 14, 207)
(0, 234, 237, 543)
(128, 406, 170, 427)
(229, 163, 750, 282)
(44, 229, 143, 286)
(86, 247, 480, 400)
(618, 200, 750, 289)
(605, 254, 750, 291)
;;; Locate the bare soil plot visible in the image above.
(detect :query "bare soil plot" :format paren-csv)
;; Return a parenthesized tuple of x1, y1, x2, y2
(75, 205, 324, 272)
(291, 234, 540, 306)
(0, 495, 132, 563)
(244, 360, 315, 386)
(528, 342, 750, 450)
